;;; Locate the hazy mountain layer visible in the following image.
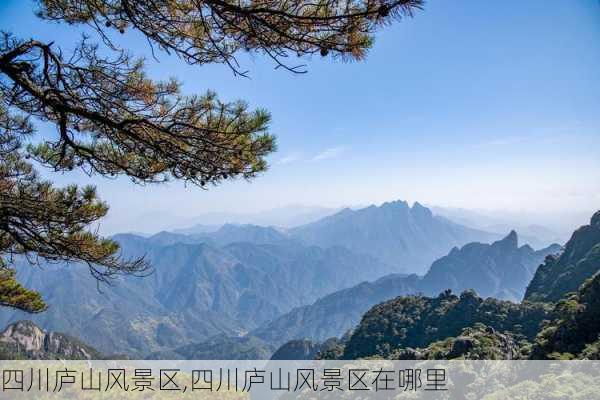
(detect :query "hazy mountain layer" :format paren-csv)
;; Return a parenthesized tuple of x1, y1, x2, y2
(0, 232, 391, 356)
(253, 274, 420, 347)
(258, 232, 559, 347)
(315, 210, 600, 361)
(0, 202, 565, 359)
(172, 205, 341, 234)
(421, 231, 561, 301)
(291, 201, 499, 273)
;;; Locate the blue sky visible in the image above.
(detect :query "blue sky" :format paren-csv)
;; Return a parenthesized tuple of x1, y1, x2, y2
(1, 0, 599, 233)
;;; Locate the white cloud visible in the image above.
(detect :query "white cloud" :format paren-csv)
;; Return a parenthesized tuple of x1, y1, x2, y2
(311, 146, 346, 161)
(480, 136, 526, 147)
(479, 131, 573, 148)
(276, 153, 302, 165)
(275, 147, 347, 165)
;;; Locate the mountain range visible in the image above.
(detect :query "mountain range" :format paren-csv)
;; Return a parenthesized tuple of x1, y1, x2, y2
(0, 230, 391, 356)
(255, 232, 559, 347)
(109, 205, 341, 235)
(319, 210, 600, 361)
(291, 200, 499, 273)
(0, 200, 560, 359)
(429, 206, 589, 246)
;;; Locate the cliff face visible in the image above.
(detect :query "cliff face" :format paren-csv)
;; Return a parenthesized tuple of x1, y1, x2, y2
(0, 320, 102, 360)
(525, 210, 600, 303)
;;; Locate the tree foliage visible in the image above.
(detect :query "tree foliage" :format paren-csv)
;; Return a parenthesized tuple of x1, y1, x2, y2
(1, 0, 423, 311)
(390, 323, 524, 360)
(340, 289, 551, 359)
(38, 0, 423, 73)
(0, 268, 46, 313)
(531, 272, 600, 359)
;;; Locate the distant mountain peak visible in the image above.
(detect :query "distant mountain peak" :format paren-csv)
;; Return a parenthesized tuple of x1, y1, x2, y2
(411, 201, 433, 218)
(381, 200, 409, 209)
(412, 201, 425, 209)
(521, 243, 534, 252)
(505, 230, 518, 245)
(492, 230, 519, 249)
(449, 246, 460, 256)
(591, 211, 600, 227)
(291, 199, 498, 273)
(377, 200, 434, 220)
(337, 207, 354, 215)
(219, 223, 268, 231)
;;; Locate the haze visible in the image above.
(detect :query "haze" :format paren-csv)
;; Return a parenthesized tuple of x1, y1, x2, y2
(1, 0, 598, 236)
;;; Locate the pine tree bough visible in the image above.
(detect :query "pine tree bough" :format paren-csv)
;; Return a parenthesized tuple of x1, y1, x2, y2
(0, 35, 275, 184)
(38, 0, 424, 74)
(0, 268, 46, 313)
(0, 0, 423, 312)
